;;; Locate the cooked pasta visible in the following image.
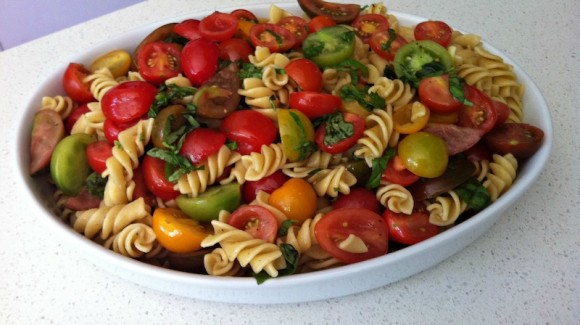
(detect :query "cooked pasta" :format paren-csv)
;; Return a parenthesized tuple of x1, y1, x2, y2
(84, 67, 119, 101)
(70, 101, 105, 140)
(249, 46, 290, 68)
(282, 150, 343, 178)
(354, 108, 398, 166)
(238, 77, 277, 109)
(375, 181, 414, 215)
(40, 95, 75, 119)
(262, 64, 289, 90)
(483, 153, 518, 202)
(239, 143, 287, 182)
(104, 222, 159, 258)
(368, 77, 415, 109)
(250, 191, 288, 224)
(204, 247, 243, 276)
(307, 166, 357, 198)
(427, 190, 468, 226)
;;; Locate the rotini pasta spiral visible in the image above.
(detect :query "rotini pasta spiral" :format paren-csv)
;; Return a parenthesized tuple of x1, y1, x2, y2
(249, 191, 288, 224)
(427, 190, 468, 226)
(375, 181, 414, 215)
(204, 247, 243, 276)
(238, 77, 277, 109)
(322, 68, 352, 95)
(354, 108, 397, 166)
(239, 143, 287, 182)
(104, 222, 159, 258)
(483, 153, 518, 201)
(70, 101, 105, 140)
(307, 166, 357, 198)
(262, 64, 289, 90)
(282, 150, 343, 178)
(368, 77, 415, 109)
(249, 46, 289, 68)
(40, 95, 75, 119)
(278, 213, 323, 254)
(83, 67, 119, 101)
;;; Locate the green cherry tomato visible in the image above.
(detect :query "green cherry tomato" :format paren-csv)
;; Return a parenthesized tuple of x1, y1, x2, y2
(151, 104, 188, 149)
(397, 132, 448, 178)
(50, 133, 96, 196)
(175, 183, 242, 222)
(393, 40, 454, 88)
(277, 109, 315, 162)
(302, 26, 355, 68)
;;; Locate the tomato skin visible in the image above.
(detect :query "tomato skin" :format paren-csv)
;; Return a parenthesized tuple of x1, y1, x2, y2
(369, 30, 408, 61)
(458, 85, 497, 133)
(228, 205, 279, 243)
(220, 110, 277, 155)
(414, 20, 453, 48)
(483, 123, 544, 159)
(491, 99, 510, 126)
(289, 91, 340, 119)
(86, 141, 113, 174)
(241, 170, 289, 203)
(277, 109, 315, 162)
(268, 178, 317, 223)
(351, 14, 390, 43)
(249, 23, 296, 53)
(199, 11, 238, 42)
(285, 59, 323, 92)
(181, 38, 219, 87)
(179, 128, 226, 165)
(277, 16, 309, 46)
(101, 81, 158, 124)
(302, 26, 355, 68)
(103, 118, 140, 145)
(173, 19, 203, 41)
(398, 132, 448, 178)
(308, 15, 336, 33)
(381, 157, 420, 186)
(392, 102, 431, 134)
(62, 63, 95, 103)
(152, 207, 210, 253)
(142, 155, 180, 200)
(218, 38, 253, 63)
(418, 75, 463, 114)
(230, 9, 258, 23)
(315, 112, 365, 154)
(315, 208, 388, 264)
(65, 103, 90, 134)
(298, 0, 361, 24)
(383, 207, 440, 245)
(137, 41, 182, 85)
(464, 140, 492, 162)
(332, 187, 381, 214)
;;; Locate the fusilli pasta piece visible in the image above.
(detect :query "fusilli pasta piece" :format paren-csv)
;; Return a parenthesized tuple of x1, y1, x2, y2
(483, 153, 518, 201)
(40, 95, 75, 119)
(239, 143, 287, 182)
(70, 101, 105, 140)
(282, 150, 343, 178)
(104, 222, 159, 258)
(427, 190, 468, 226)
(307, 166, 357, 198)
(354, 108, 397, 166)
(368, 77, 415, 109)
(83, 67, 119, 101)
(376, 181, 414, 215)
(249, 46, 290, 68)
(204, 247, 243, 276)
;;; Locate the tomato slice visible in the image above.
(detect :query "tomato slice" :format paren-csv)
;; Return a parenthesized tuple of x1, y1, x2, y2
(277, 109, 315, 162)
(315, 112, 365, 154)
(285, 58, 323, 92)
(393, 40, 454, 87)
(307, 15, 336, 33)
(179, 128, 226, 165)
(101, 81, 158, 124)
(218, 38, 253, 63)
(228, 205, 279, 243)
(458, 85, 497, 133)
(230, 9, 258, 23)
(392, 102, 431, 134)
(414, 20, 453, 48)
(137, 41, 182, 85)
(491, 99, 510, 126)
(315, 208, 388, 264)
(199, 11, 238, 42)
(277, 16, 309, 46)
(369, 29, 408, 61)
(381, 156, 420, 186)
(332, 187, 381, 214)
(220, 110, 277, 155)
(249, 23, 296, 53)
(142, 155, 180, 200)
(418, 75, 463, 113)
(483, 122, 544, 159)
(289, 91, 340, 119)
(298, 0, 361, 24)
(241, 170, 289, 203)
(86, 140, 113, 174)
(383, 206, 439, 245)
(62, 63, 95, 103)
(351, 14, 390, 43)
(173, 19, 203, 41)
(153, 208, 210, 253)
(302, 25, 355, 67)
(181, 38, 219, 87)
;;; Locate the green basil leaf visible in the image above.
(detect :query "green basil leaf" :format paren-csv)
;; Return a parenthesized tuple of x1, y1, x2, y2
(365, 148, 396, 189)
(454, 177, 491, 211)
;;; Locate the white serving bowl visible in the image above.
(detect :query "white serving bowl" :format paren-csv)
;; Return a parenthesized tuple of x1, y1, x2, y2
(14, 3, 553, 304)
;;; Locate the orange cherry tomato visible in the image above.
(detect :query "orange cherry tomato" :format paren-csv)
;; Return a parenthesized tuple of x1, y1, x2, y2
(268, 178, 317, 223)
(152, 208, 211, 254)
(393, 102, 431, 134)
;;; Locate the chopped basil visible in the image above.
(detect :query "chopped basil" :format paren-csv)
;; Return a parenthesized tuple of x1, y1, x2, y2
(340, 84, 386, 111)
(454, 177, 491, 210)
(278, 220, 297, 237)
(85, 172, 107, 198)
(448, 75, 473, 106)
(289, 111, 317, 161)
(147, 147, 204, 182)
(253, 243, 299, 284)
(148, 84, 197, 117)
(380, 28, 397, 54)
(303, 40, 325, 59)
(323, 112, 354, 146)
(238, 62, 263, 79)
(365, 148, 396, 189)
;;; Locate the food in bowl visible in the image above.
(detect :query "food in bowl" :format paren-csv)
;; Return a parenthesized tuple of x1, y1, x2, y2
(26, 0, 545, 285)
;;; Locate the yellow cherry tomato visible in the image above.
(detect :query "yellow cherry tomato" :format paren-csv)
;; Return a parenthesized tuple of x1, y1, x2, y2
(152, 208, 211, 254)
(277, 109, 315, 162)
(393, 101, 430, 134)
(89, 49, 132, 78)
(428, 111, 458, 124)
(268, 178, 317, 223)
(398, 132, 448, 178)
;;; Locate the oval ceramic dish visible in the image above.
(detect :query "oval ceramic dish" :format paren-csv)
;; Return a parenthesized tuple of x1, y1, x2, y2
(14, 3, 552, 304)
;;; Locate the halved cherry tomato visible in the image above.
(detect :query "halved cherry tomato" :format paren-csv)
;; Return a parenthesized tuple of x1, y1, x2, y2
(491, 99, 510, 126)
(228, 205, 279, 243)
(289, 91, 340, 119)
(369, 29, 408, 61)
(414, 20, 453, 48)
(62, 63, 95, 103)
(65, 103, 90, 134)
(230, 9, 258, 23)
(302, 26, 355, 67)
(249, 23, 296, 53)
(351, 14, 390, 43)
(308, 15, 336, 33)
(142, 155, 180, 200)
(103, 118, 140, 145)
(218, 38, 253, 63)
(315, 208, 388, 264)
(298, 0, 361, 24)
(383, 206, 439, 245)
(277, 16, 309, 46)
(418, 75, 463, 114)
(285, 59, 323, 92)
(181, 38, 219, 87)
(268, 178, 317, 223)
(173, 19, 203, 41)
(277, 109, 315, 162)
(398, 132, 448, 178)
(101, 81, 158, 124)
(393, 102, 431, 134)
(132, 23, 178, 70)
(179, 128, 226, 165)
(132, 165, 155, 207)
(241, 170, 289, 203)
(315, 112, 365, 154)
(89, 49, 132, 78)
(483, 123, 544, 159)
(86, 141, 113, 174)
(220, 110, 277, 155)
(152, 207, 211, 253)
(137, 41, 182, 85)
(381, 156, 420, 186)
(332, 187, 381, 213)
(458, 85, 497, 133)
(199, 11, 238, 42)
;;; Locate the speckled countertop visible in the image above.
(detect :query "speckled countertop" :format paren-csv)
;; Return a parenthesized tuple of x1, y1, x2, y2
(0, 0, 577, 324)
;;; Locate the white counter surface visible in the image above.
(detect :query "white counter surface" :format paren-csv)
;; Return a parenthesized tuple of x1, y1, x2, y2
(0, 0, 577, 324)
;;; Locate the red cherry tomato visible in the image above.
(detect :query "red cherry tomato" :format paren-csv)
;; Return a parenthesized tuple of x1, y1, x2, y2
(277, 16, 309, 46)
(173, 19, 203, 41)
(241, 170, 289, 203)
(65, 103, 90, 134)
(219, 38, 253, 63)
(220, 110, 277, 155)
(458, 85, 497, 133)
(179, 128, 226, 165)
(86, 140, 113, 174)
(414, 20, 453, 48)
(101, 81, 158, 124)
(307, 15, 336, 33)
(181, 38, 219, 87)
(249, 23, 296, 53)
(381, 156, 420, 186)
(491, 99, 510, 126)
(285, 59, 323, 92)
(230, 9, 258, 23)
(315, 208, 388, 264)
(315, 112, 365, 154)
(289, 91, 341, 119)
(483, 122, 544, 159)
(332, 187, 381, 213)
(198, 11, 238, 42)
(418, 75, 463, 114)
(137, 41, 182, 85)
(351, 14, 390, 43)
(464, 140, 492, 162)
(142, 155, 180, 200)
(369, 30, 408, 61)
(62, 63, 95, 103)
(103, 118, 140, 145)
(132, 165, 155, 207)
(383, 207, 440, 245)
(228, 205, 279, 243)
